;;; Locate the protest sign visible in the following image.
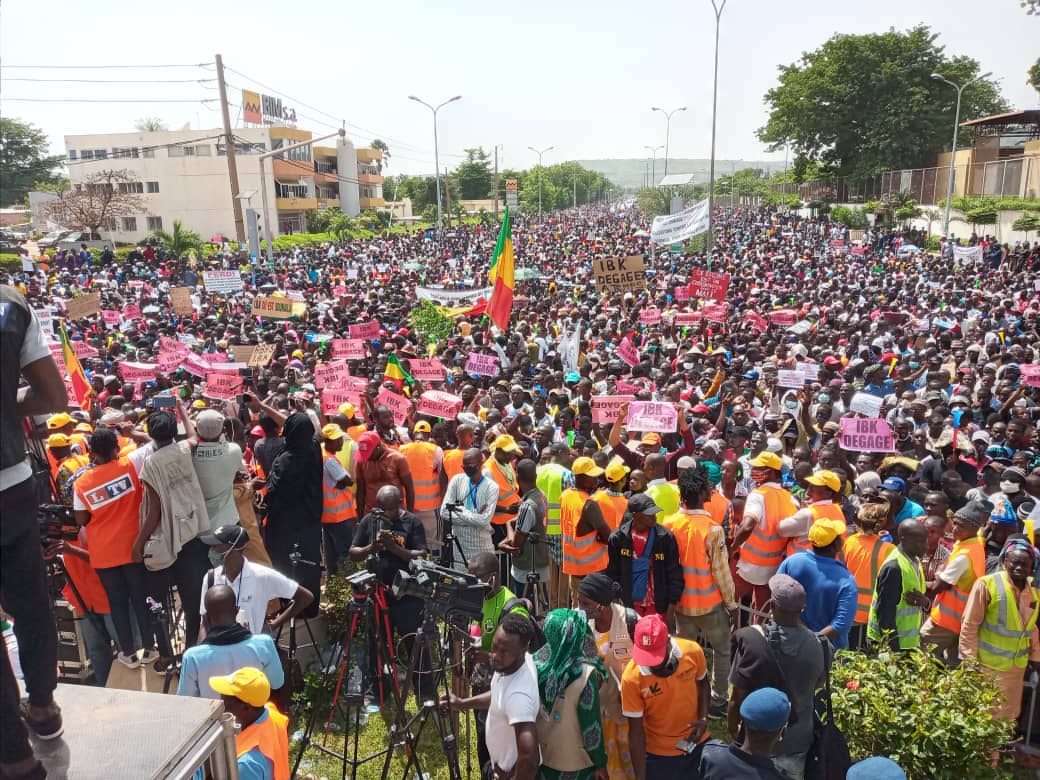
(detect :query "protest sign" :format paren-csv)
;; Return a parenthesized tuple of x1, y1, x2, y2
(850, 246, 867, 256)
(674, 312, 702, 327)
(250, 296, 294, 319)
(849, 392, 884, 418)
(701, 303, 728, 323)
(829, 239, 845, 248)
(314, 361, 352, 389)
(48, 343, 66, 374)
(1020, 364, 1040, 387)
(102, 310, 121, 326)
(769, 309, 797, 326)
(376, 388, 411, 425)
(617, 337, 641, 367)
(119, 362, 158, 382)
(157, 350, 185, 373)
(675, 285, 692, 301)
(321, 387, 363, 416)
(592, 395, 635, 424)
(625, 401, 678, 433)
(331, 339, 366, 360)
(744, 311, 769, 332)
(410, 358, 447, 382)
(777, 369, 806, 388)
(338, 375, 370, 392)
(248, 342, 277, 368)
(65, 293, 101, 320)
(181, 353, 213, 377)
(465, 353, 499, 377)
(34, 308, 54, 340)
(639, 308, 662, 325)
(345, 268, 359, 280)
(204, 372, 243, 400)
(801, 362, 820, 382)
(650, 199, 709, 245)
(124, 304, 142, 321)
(202, 270, 244, 294)
(688, 270, 731, 301)
(348, 320, 380, 339)
(230, 345, 256, 364)
(170, 287, 193, 316)
(953, 245, 983, 264)
(839, 418, 895, 453)
(72, 340, 98, 359)
(417, 390, 463, 418)
(593, 255, 646, 293)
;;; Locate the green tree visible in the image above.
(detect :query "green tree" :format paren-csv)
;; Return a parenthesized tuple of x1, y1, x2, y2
(328, 210, 354, 240)
(152, 219, 203, 256)
(304, 208, 333, 233)
(636, 187, 669, 218)
(1029, 57, 1040, 97)
(452, 147, 494, 200)
(1012, 212, 1040, 240)
(757, 25, 1007, 180)
(134, 116, 167, 132)
(0, 118, 64, 207)
(370, 139, 390, 172)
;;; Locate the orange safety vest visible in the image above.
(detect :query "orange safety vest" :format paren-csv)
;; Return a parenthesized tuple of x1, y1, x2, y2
(401, 441, 442, 512)
(236, 704, 290, 780)
(843, 533, 894, 624)
(704, 490, 731, 531)
(488, 458, 520, 526)
(560, 488, 607, 576)
(740, 484, 797, 569)
(346, 423, 367, 443)
(321, 453, 355, 524)
(673, 509, 724, 612)
(930, 536, 986, 633)
(787, 501, 846, 556)
(443, 448, 466, 482)
(592, 490, 628, 532)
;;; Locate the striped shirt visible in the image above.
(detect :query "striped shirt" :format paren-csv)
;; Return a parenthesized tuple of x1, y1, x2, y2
(442, 472, 500, 571)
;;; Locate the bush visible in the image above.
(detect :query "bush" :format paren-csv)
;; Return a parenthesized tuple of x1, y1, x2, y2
(964, 207, 998, 227)
(941, 196, 1040, 213)
(830, 647, 1014, 779)
(1011, 213, 1040, 234)
(0, 253, 24, 272)
(831, 206, 870, 229)
(924, 235, 942, 251)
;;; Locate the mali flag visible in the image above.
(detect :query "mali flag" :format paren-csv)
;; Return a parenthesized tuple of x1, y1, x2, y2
(59, 324, 93, 411)
(487, 207, 514, 330)
(383, 352, 414, 390)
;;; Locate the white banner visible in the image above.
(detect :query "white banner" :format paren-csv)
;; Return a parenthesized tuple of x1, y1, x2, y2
(952, 245, 983, 264)
(650, 199, 710, 245)
(202, 270, 244, 294)
(414, 286, 492, 304)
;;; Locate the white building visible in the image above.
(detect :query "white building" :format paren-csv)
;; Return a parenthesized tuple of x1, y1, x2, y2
(63, 126, 385, 244)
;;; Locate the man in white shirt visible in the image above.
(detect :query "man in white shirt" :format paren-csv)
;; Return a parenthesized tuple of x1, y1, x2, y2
(441, 448, 499, 571)
(199, 526, 313, 637)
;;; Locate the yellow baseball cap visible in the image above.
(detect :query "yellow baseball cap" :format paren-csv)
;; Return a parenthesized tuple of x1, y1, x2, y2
(209, 667, 271, 707)
(807, 518, 847, 547)
(414, 420, 432, 433)
(749, 452, 783, 471)
(292, 349, 305, 359)
(74, 422, 93, 433)
(490, 434, 521, 454)
(338, 402, 357, 417)
(806, 470, 841, 493)
(641, 432, 662, 446)
(605, 460, 630, 483)
(192, 400, 208, 410)
(47, 433, 71, 448)
(321, 423, 343, 441)
(47, 413, 73, 430)
(572, 456, 605, 478)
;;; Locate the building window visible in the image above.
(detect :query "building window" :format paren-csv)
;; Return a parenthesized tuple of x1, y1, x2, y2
(217, 142, 266, 156)
(121, 217, 138, 232)
(81, 150, 94, 160)
(182, 146, 195, 156)
(118, 182, 144, 194)
(142, 148, 155, 158)
(103, 218, 117, 231)
(146, 181, 160, 193)
(147, 216, 163, 231)
(195, 144, 211, 156)
(113, 147, 139, 159)
(68, 149, 78, 161)
(276, 183, 309, 199)
(94, 149, 108, 160)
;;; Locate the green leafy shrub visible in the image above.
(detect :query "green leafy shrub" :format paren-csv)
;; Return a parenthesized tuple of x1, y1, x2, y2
(830, 647, 1014, 779)
(1011, 212, 1040, 234)
(410, 300, 456, 345)
(941, 196, 1040, 213)
(924, 235, 942, 251)
(0, 253, 25, 272)
(964, 207, 998, 227)
(831, 205, 870, 229)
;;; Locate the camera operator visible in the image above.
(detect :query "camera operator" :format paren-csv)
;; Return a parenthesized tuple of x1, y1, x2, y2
(349, 485, 432, 698)
(1, 284, 68, 778)
(498, 459, 549, 598)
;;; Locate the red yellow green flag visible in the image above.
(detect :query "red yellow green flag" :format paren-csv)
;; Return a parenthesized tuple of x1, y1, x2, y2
(383, 352, 414, 390)
(59, 324, 92, 411)
(487, 207, 514, 330)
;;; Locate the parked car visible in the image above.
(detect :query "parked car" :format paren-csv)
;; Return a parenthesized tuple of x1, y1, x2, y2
(0, 241, 28, 255)
(37, 230, 73, 249)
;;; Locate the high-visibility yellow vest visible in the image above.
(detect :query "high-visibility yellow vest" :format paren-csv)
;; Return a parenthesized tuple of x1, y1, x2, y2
(930, 536, 985, 633)
(401, 441, 441, 512)
(977, 571, 1040, 672)
(537, 462, 567, 536)
(646, 482, 680, 517)
(867, 548, 925, 649)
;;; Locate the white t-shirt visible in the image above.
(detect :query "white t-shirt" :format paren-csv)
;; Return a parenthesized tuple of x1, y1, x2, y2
(485, 653, 540, 773)
(199, 558, 299, 634)
(0, 305, 49, 491)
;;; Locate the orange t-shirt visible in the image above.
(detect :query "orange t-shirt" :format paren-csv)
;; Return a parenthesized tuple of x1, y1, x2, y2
(73, 458, 143, 570)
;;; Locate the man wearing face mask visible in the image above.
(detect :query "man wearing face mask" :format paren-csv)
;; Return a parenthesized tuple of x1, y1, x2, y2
(442, 447, 499, 571)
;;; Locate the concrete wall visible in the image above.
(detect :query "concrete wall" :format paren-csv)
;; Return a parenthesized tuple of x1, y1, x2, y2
(823, 202, 1039, 243)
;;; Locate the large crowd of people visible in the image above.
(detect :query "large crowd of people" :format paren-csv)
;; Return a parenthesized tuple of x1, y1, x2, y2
(2, 201, 1040, 779)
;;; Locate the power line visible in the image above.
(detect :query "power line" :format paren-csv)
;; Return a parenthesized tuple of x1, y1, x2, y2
(2, 77, 216, 84)
(1, 63, 207, 69)
(59, 134, 228, 168)
(3, 97, 216, 104)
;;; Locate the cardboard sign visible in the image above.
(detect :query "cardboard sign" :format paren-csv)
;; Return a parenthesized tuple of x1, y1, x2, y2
(102, 310, 121, 326)
(465, 353, 499, 377)
(251, 296, 294, 319)
(777, 369, 807, 388)
(65, 293, 101, 320)
(375, 387, 410, 425)
(625, 401, 678, 433)
(202, 270, 244, 294)
(674, 312, 702, 327)
(157, 336, 190, 372)
(839, 417, 895, 453)
(593, 255, 646, 293)
(1020, 364, 1040, 388)
(348, 320, 380, 340)
(417, 390, 463, 418)
(119, 361, 158, 382)
(170, 287, 193, 316)
(591, 395, 635, 424)
(230, 345, 256, 364)
(124, 304, 142, 321)
(331, 339, 366, 360)
(639, 308, 662, 325)
(849, 391, 884, 419)
(248, 342, 277, 368)
(701, 303, 728, 323)
(321, 387, 363, 415)
(618, 337, 641, 367)
(410, 358, 447, 382)
(204, 372, 243, 400)
(769, 309, 797, 326)
(314, 361, 352, 389)
(688, 270, 731, 301)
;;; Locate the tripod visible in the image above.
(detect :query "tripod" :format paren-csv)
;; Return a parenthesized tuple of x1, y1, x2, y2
(279, 544, 326, 675)
(521, 570, 549, 619)
(290, 573, 402, 780)
(146, 596, 180, 694)
(439, 504, 470, 572)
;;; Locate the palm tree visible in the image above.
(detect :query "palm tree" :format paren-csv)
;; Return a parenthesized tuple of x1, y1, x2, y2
(152, 219, 203, 257)
(134, 116, 167, 132)
(370, 139, 390, 173)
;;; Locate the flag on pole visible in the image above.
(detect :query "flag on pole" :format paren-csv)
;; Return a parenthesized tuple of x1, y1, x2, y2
(487, 207, 515, 330)
(59, 324, 93, 410)
(383, 352, 414, 390)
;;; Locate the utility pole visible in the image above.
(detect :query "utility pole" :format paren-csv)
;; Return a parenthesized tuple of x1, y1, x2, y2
(215, 54, 245, 244)
(493, 145, 499, 218)
(444, 166, 452, 228)
(572, 176, 577, 209)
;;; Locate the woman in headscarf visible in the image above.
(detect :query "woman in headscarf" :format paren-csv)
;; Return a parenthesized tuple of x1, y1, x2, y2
(533, 608, 607, 780)
(264, 412, 323, 612)
(577, 573, 636, 780)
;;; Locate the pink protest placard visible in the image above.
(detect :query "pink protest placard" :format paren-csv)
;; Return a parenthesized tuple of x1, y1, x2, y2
(615, 380, 642, 395)
(829, 239, 845, 248)
(376, 387, 411, 425)
(332, 285, 349, 297)
(1020, 364, 1040, 387)
(321, 387, 363, 416)
(417, 390, 463, 418)
(410, 358, 447, 382)
(48, 343, 66, 374)
(639, 308, 662, 326)
(181, 353, 213, 377)
(349, 320, 380, 339)
(102, 310, 121, 326)
(625, 401, 678, 433)
(850, 246, 866, 256)
(701, 303, 728, 323)
(158, 351, 185, 373)
(314, 360, 352, 389)
(839, 417, 895, 453)
(331, 339, 367, 360)
(675, 285, 692, 302)
(119, 361, 158, 382)
(769, 309, 797, 326)
(465, 353, 499, 377)
(744, 312, 769, 332)
(674, 312, 702, 327)
(72, 341, 99, 359)
(591, 395, 635, 424)
(123, 304, 142, 321)
(204, 372, 244, 400)
(688, 270, 731, 302)
(618, 337, 641, 367)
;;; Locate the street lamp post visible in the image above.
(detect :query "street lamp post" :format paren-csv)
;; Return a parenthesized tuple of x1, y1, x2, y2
(408, 94, 461, 231)
(706, 0, 727, 256)
(931, 71, 991, 238)
(650, 107, 686, 178)
(644, 145, 664, 187)
(528, 145, 553, 215)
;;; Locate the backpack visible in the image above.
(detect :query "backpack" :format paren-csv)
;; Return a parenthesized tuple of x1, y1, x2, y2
(499, 596, 546, 651)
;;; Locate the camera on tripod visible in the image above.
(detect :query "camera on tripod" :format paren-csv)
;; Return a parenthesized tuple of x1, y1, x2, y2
(391, 559, 487, 620)
(39, 504, 79, 546)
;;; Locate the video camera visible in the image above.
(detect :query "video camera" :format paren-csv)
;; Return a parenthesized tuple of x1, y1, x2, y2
(391, 558, 487, 621)
(39, 504, 78, 545)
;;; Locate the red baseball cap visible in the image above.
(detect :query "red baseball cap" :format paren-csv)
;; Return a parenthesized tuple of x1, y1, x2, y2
(356, 431, 381, 462)
(632, 613, 670, 666)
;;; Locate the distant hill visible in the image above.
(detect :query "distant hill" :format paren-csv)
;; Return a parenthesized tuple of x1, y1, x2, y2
(577, 158, 787, 192)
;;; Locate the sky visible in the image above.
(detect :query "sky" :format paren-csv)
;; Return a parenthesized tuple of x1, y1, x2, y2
(2, 0, 1037, 176)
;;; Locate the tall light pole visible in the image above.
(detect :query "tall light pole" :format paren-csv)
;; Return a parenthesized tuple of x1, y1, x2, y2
(931, 71, 990, 238)
(706, 0, 727, 256)
(650, 107, 686, 178)
(408, 94, 461, 230)
(645, 145, 664, 187)
(528, 145, 553, 215)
